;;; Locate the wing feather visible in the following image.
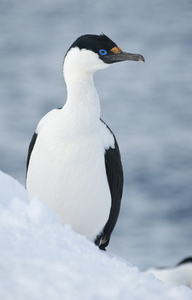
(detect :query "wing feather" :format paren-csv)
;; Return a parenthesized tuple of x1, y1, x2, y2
(26, 132, 37, 177)
(95, 120, 123, 250)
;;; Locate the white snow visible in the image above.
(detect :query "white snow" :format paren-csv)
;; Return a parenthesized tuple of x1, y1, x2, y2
(0, 170, 192, 300)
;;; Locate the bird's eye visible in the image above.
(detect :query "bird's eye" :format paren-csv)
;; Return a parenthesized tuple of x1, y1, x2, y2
(99, 49, 107, 56)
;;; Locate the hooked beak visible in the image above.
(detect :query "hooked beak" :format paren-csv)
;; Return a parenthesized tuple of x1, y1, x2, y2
(103, 50, 145, 64)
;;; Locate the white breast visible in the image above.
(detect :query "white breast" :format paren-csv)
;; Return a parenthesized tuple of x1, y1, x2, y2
(26, 108, 115, 241)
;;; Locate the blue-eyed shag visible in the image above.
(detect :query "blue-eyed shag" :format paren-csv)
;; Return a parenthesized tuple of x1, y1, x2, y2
(26, 34, 144, 250)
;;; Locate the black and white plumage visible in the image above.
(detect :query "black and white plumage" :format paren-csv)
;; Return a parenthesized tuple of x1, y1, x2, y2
(26, 34, 144, 250)
(147, 257, 192, 288)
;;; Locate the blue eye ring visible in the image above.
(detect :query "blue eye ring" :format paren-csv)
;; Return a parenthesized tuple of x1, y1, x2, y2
(99, 49, 107, 56)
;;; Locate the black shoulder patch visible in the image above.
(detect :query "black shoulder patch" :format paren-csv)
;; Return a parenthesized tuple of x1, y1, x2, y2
(26, 132, 37, 177)
(95, 119, 123, 250)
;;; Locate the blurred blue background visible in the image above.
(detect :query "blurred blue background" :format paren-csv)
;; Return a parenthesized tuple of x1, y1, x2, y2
(0, 0, 192, 270)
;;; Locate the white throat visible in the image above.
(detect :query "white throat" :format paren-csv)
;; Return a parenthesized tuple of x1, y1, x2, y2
(63, 47, 109, 123)
(65, 71, 100, 121)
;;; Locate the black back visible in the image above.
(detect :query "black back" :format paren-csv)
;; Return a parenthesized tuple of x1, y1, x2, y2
(177, 257, 192, 266)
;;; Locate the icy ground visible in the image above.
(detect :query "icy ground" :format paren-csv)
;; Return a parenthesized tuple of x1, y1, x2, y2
(0, 170, 191, 300)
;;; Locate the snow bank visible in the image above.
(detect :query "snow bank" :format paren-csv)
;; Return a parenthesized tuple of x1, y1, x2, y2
(0, 171, 191, 300)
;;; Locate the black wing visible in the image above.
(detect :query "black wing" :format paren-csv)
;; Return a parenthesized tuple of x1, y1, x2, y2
(177, 257, 192, 266)
(26, 132, 37, 178)
(95, 120, 123, 250)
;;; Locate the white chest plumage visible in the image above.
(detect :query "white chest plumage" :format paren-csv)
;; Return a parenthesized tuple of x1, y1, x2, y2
(27, 101, 115, 241)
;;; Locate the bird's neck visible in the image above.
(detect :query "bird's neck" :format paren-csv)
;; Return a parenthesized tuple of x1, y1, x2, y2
(64, 70, 101, 123)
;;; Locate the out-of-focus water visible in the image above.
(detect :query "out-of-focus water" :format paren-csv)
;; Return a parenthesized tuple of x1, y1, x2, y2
(0, 0, 192, 270)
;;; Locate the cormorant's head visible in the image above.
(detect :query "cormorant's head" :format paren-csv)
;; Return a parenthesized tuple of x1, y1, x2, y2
(64, 34, 145, 77)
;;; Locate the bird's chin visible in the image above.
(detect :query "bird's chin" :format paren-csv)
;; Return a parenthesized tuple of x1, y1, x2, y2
(94, 61, 110, 72)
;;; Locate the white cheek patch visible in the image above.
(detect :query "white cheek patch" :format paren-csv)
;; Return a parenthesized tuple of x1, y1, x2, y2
(64, 47, 109, 78)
